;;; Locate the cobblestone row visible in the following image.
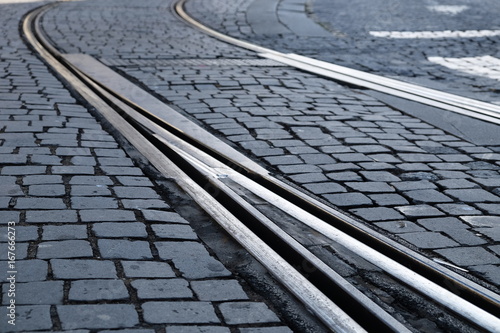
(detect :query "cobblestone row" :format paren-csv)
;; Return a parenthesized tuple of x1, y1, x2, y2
(184, 0, 500, 104)
(41, 0, 500, 288)
(0, 1, 292, 332)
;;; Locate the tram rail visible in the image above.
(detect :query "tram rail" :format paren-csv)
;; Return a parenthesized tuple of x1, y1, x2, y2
(22, 1, 500, 332)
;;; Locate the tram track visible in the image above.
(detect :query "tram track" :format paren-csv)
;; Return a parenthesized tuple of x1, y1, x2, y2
(22, 1, 500, 332)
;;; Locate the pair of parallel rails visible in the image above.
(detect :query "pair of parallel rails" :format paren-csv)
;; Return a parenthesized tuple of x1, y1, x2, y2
(23, 1, 500, 331)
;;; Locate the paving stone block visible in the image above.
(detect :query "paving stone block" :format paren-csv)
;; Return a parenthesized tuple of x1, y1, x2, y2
(398, 154, 442, 162)
(31, 154, 62, 165)
(391, 181, 436, 191)
(288, 173, 329, 183)
(58, 304, 139, 330)
(395, 205, 445, 218)
(93, 222, 147, 238)
(121, 260, 176, 278)
(42, 225, 87, 240)
(445, 189, 500, 202)
(72, 197, 118, 209)
(142, 210, 189, 224)
(70, 175, 113, 185)
(166, 327, 230, 333)
(469, 265, 500, 286)
(434, 247, 500, 266)
(403, 190, 453, 204)
(152, 224, 198, 240)
(79, 209, 136, 222)
(0, 305, 52, 332)
(278, 164, 322, 174)
(435, 204, 482, 216)
(345, 181, 395, 193)
(113, 186, 160, 199)
(56, 147, 92, 156)
(71, 185, 111, 196)
(263, 155, 302, 165)
(476, 204, 500, 215)
(29, 184, 66, 197)
(1, 166, 46, 175)
(374, 221, 426, 233)
(122, 199, 170, 209)
(350, 207, 404, 221)
(360, 171, 400, 182)
(69, 279, 129, 301)
(2, 281, 63, 305)
(303, 182, 346, 194)
(191, 280, 249, 301)
(100, 166, 144, 176)
(26, 209, 78, 223)
(94, 148, 126, 157)
(369, 194, 409, 206)
(156, 241, 230, 279)
(0, 226, 38, 242)
(0, 260, 47, 282)
(474, 227, 500, 240)
(51, 259, 117, 279)
(239, 328, 292, 333)
(37, 240, 93, 259)
(326, 171, 362, 181)
(23, 175, 63, 185)
(142, 301, 219, 324)
(323, 193, 372, 207)
(15, 197, 66, 210)
(398, 232, 459, 249)
(116, 176, 154, 186)
(132, 279, 192, 299)
(218, 302, 280, 325)
(98, 239, 152, 259)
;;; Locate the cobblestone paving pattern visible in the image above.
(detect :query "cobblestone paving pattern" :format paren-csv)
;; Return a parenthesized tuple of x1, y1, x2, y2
(185, 0, 500, 104)
(41, 0, 500, 289)
(42, 0, 500, 299)
(0, 1, 292, 332)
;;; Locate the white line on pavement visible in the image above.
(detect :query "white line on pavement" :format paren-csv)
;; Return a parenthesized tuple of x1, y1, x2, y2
(428, 55, 500, 81)
(370, 30, 500, 39)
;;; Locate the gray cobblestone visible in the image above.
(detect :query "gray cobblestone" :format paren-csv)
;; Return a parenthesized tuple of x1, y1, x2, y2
(70, 176, 113, 185)
(434, 247, 500, 266)
(37, 240, 93, 259)
(166, 327, 230, 333)
(0, 305, 52, 332)
(72, 197, 118, 209)
(398, 232, 459, 249)
(142, 301, 219, 324)
(99, 239, 152, 259)
(0, 260, 47, 282)
(191, 280, 249, 301)
(58, 304, 139, 330)
(43, 225, 88, 240)
(2, 281, 63, 305)
(132, 279, 192, 299)
(26, 210, 78, 223)
(395, 205, 445, 218)
(445, 189, 500, 202)
(79, 209, 136, 222)
(156, 242, 231, 279)
(152, 224, 198, 240)
(403, 190, 453, 204)
(93, 222, 147, 238)
(218, 302, 281, 325)
(69, 279, 129, 301)
(15, 197, 66, 209)
(121, 260, 176, 278)
(51, 259, 117, 279)
(29, 184, 66, 196)
(113, 186, 160, 199)
(350, 207, 404, 221)
(122, 199, 170, 209)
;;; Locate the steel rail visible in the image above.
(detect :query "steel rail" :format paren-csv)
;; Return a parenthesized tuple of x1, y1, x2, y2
(23, 1, 500, 332)
(175, 0, 500, 125)
(22, 3, 370, 332)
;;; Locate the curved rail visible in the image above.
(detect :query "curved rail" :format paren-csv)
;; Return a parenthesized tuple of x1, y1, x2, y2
(22, 1, 500, 332)
(175, 0, 500, 125)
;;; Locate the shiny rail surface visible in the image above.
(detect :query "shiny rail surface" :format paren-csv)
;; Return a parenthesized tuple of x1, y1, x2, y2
(22, 2, 500, 332)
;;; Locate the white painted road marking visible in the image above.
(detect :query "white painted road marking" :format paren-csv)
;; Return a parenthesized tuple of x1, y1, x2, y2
(428, 55, 500, 81)
(427, 5, 469, 15)
(370, 30, 500, 39)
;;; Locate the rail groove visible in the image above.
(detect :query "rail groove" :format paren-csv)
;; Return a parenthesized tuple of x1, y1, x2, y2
(22, 1, 500, 332)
